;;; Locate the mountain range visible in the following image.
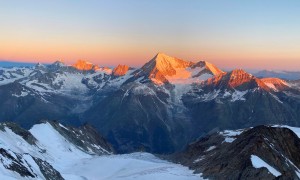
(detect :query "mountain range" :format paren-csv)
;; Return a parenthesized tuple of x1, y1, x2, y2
(1, 53, 300, 155)
(254, 70, 300, 80)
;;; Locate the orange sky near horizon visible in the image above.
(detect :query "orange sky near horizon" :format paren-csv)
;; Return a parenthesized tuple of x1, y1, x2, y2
(1, 1, 300, 70)
(1, 39, 299, 70)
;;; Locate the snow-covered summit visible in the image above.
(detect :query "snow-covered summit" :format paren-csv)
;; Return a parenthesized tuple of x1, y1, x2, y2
(133, 52, 223, 85)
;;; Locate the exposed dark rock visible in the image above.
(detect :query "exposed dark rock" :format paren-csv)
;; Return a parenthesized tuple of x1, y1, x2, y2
(173, 126, 300, 179)
(45, 121, 114, 155)
(33, 157, 64, 180)
(0, 122, 37, 145)
(0, 148, 36, 178)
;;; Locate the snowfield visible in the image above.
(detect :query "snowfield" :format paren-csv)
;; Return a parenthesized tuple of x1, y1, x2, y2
(0, 122, 202, 180)
(62, 153, 201, 180)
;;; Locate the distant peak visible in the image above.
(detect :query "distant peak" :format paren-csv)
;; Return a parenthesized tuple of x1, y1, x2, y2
(261, 78, 290, 91)
(204, 68, 271, 91)
(35, 62, 46, 69)
(112, 64, 130, 76)
(230, 68, 249, 74)
(35, 62, 44, 66)
(261, 77, 287, 83)
(72, 60, 99, 71)
(229, 69, 252, 78)
(74, 59, 93, 65)
(51, 60, 66, 67)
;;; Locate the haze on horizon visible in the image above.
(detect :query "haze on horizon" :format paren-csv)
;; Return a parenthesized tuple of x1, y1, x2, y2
(1, 0, 300, 70)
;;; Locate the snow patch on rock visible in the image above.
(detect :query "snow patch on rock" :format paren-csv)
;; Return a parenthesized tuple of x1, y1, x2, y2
(251, 155, 281, 177)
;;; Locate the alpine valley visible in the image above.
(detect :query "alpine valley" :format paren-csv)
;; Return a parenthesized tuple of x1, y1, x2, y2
(1, 53, 300, 179)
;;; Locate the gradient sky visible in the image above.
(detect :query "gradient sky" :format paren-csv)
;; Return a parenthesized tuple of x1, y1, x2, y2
(1, 0, 300, 70)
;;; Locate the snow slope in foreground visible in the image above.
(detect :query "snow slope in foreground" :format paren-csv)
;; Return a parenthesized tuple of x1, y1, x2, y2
(30, 123, 202, 180)
(62, 153, 201, 180)
(0, 122, 202, 180)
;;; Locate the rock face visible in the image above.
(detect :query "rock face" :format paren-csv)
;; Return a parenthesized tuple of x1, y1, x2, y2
(0, 121, 113, 179)
(0, 148, 64, 180)
(174, 126, 300, 179)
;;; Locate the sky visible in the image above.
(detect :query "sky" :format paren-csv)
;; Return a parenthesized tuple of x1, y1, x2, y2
(1, 0, 300, 70)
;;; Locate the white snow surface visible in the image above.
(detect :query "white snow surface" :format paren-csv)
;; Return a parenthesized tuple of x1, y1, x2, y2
(205, 146, 216, 152)
(219, 129, 245, 143)
(62, 153, 201, 180)
(230, 90, 248, 102)
(251, 155, 281, 177)
(0, 67, 32, 85)
(0, 66, 134, 98)
(0, 122, 202, 180)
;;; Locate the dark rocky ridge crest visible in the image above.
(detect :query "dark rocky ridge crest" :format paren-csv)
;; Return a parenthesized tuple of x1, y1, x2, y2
(43, 120, 114, 155)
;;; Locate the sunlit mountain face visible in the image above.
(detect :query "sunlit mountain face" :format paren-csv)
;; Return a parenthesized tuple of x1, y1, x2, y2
(1, 53, 300, 179)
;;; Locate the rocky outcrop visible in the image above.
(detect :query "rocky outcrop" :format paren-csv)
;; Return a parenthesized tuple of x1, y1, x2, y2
(46, 121, 114, 155)
(174, 126, 300, 179)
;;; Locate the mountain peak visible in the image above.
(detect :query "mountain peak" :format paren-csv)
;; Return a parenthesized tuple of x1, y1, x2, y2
(155, 52, 168, 58)
(204, 68, 271, 91)
(261, 78, 290, 91)
(153, 53, 192, 72)
(229, 69, 253, 80)
(52, 60, 65, 67)
(72, 60, 99, 71)
(47, 60, 66, 71)
(144, 53, 192, 76)
(227, 69, 270, 90)
(133, 53, 223, 85)
(35, 62, 45, 68)
(112, 64, 130, 76)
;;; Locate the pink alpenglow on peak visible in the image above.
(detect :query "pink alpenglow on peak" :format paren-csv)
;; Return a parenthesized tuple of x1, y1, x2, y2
(137, 52, 223, 85)
(72, 60, 100, 71)
(112, 65, 130, 76)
